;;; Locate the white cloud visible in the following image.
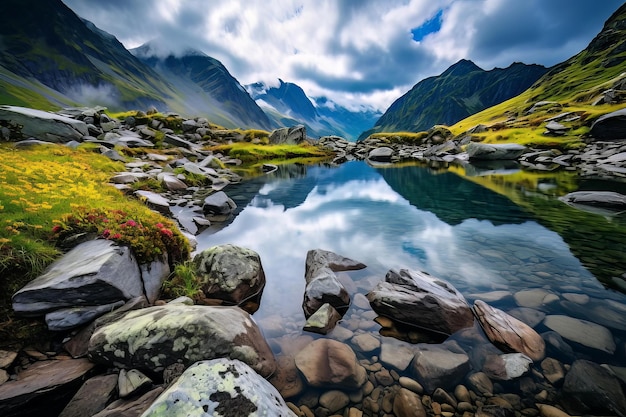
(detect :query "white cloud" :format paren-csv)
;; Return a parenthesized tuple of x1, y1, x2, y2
(62, 0, 622, 111)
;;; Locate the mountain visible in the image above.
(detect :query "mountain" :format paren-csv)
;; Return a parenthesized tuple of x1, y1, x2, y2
(0, 0, 175, 110)
(361, 59, 548, 139)
(247, 79, 380, 140)
(132, 44, 271, 129)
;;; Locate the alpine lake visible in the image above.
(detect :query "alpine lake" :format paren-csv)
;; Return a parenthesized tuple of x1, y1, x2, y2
(195, 159, 626, 413)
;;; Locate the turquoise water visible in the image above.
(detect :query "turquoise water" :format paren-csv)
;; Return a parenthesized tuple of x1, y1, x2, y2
(195, 160, 626, 371)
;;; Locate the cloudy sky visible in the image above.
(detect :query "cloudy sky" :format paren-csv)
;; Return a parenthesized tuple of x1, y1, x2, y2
(62, 0, 623, 112)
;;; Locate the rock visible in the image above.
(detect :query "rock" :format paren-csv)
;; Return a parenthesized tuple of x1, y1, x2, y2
(0, 350, 18, 369)
(351, 333, 380, 353)
(562, 359, 626, 417)
(541, 358, 565, 385)
(513, 288, 557, 308)
(302, 249, 366, 318)
(319, 390, 350, 413)
(92, 386, 164, 417)
(393, 387, 427, 417)
(139, 256, 170, 304)
(473, 300, 545, 361)
(193, 244, 265, 313)
(161, 174, 187, 191)
(88, 304, 276, 378)
(0, 105, 89, 142)
(466, 143, 527, 160)
(590, 108, 626, 140)
(12, 240, 143, 317)
(476, 404, 515, 417)
(142, 359, 296, 417)
(294, 339, 367, 390)
(0, 358, 95, 417)
(543, 315, 616, 354)
(59, 374, 118, 417)
(303, 303, 342, 334)
(467, 372, 494, 397)
(380, 338, 416, 371)
(559, 191, 626, 211)
(268, 355, 304, 399)
(367, 269, 474, 335)
(45, 300, 126, 331)
(482, 353, 532, 381)
(202, 191, 237, 221)
(269, 125, 307, 145)
(118, 369, 152, 398)
(368, 147, 394, 162)
(536, 404, 572, 417)
(411, 346, 471, 393)
(544, 121, 569, 135)
(506, 307, 546, 328)
(134, 190, 171, 215)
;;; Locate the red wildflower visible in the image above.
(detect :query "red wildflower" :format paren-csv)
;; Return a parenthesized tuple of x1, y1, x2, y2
(126, 220, 137, 227)
(160, 228, 173, 238)
(111, 233, 122, 239)
(102, 229, 111, 238)
(51, 225, 62, 233)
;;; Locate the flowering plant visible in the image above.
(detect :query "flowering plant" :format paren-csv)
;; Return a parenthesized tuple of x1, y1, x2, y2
(51, 206, 189, 264)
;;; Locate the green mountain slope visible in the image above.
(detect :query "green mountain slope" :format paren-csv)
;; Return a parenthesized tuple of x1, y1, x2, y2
(361, 60, 547, 139)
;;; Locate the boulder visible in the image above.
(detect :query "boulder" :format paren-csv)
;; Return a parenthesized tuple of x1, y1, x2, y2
(202, 191, 237, 221)
(411, 346, 471, 393)
(473, 300, 545, 361)
(0, 105, 89, 142)
(559, 191, 626, 211)
(88, 304, 276, 377)
(294, 338, 367, 390)
(193, 244, 265, 313)
(268, 125, 306, 144)
(45, 300, 126, 331)
(0, 359, 95, 417)
(141, 359, 296, 417)
(466, 143, 527, 160)
(543, 315, 615, 354)
(562, 359, 626, 417)
(367, 269, 474, 335)
(368, 146, 394, 162)
(590, 108, 626, 140)
(302, 249, 366, 318)
(268, 355, 305, 399)
(12, 240, 143, 317)
(393, 387, 427, 417)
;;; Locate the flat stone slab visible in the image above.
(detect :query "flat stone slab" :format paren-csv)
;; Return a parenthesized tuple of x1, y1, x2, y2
(543, 315, 616, 354)
(0, 105, 88, 142)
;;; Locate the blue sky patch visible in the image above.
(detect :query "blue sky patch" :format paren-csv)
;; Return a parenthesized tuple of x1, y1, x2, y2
(411, 9, 443, 42)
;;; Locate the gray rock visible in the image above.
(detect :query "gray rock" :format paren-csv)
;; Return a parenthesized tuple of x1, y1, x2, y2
(202, 191, 237, 221)
(351, 333, 380, 353)
(118, 369, 152, 398)
(88, 304, 276, 377)
(543, 315, 616, 354)
(91, 387, 164, 417)
(590, 108, 626, 140)
(367, 269, 474, 335)
(0, 359, 95, 416)
(139, 256, 170, 304)
(269, 125, 306, 144)
(411, 346, 470, 393)
(12, 240, 143, 316)
(380, 338, 416, 371)
(559, 191, 626, 211)
(482, 353, 532, 381)
(142, 359, 296, 417)
(562, 359, 626, 417)
(59, 374, 118, 417)
(134, 190, 171, 215)
(163, 133, 197, 149)
(466, 143, 527, 160)
(0, 105, 88, 142)
(193, 244, 265, 313)
(303, 249, 366, 318)
(45, 300, 126, 331)
(368, 146, 394, 162)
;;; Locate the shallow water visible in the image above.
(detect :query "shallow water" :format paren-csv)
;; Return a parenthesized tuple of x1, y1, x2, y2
(195, 160, 626, 408)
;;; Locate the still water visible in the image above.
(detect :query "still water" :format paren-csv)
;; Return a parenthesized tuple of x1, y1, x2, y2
(195, 160, 626, 402)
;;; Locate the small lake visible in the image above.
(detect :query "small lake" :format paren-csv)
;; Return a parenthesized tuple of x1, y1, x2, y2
(196, 160, 626, 409)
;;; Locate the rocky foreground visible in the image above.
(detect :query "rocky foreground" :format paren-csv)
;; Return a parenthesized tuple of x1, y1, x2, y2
(1, 104, 626, 417)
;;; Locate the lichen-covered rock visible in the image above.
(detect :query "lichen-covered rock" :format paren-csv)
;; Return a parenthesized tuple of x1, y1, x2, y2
(88, 304, 276, 377)
(473, 300, 545, 361)
(303, 302, 342, 334)
(12, 239, 143, 317)
(0, 105, 89, 142)
(367, 269, 474, 335)
(193, 244, 265, 313)
(141, 359, 297, 417)
(302, 249, 366, 318)
(295, 339, 367, 390)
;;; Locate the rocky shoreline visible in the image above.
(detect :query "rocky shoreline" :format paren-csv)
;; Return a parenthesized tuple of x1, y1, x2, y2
(1, 104, 626, 417)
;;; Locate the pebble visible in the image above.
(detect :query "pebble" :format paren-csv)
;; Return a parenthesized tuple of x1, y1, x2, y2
(399, 376, 423, 394)
(454, 384, 471, 403)
(319, 390, 349, 413)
